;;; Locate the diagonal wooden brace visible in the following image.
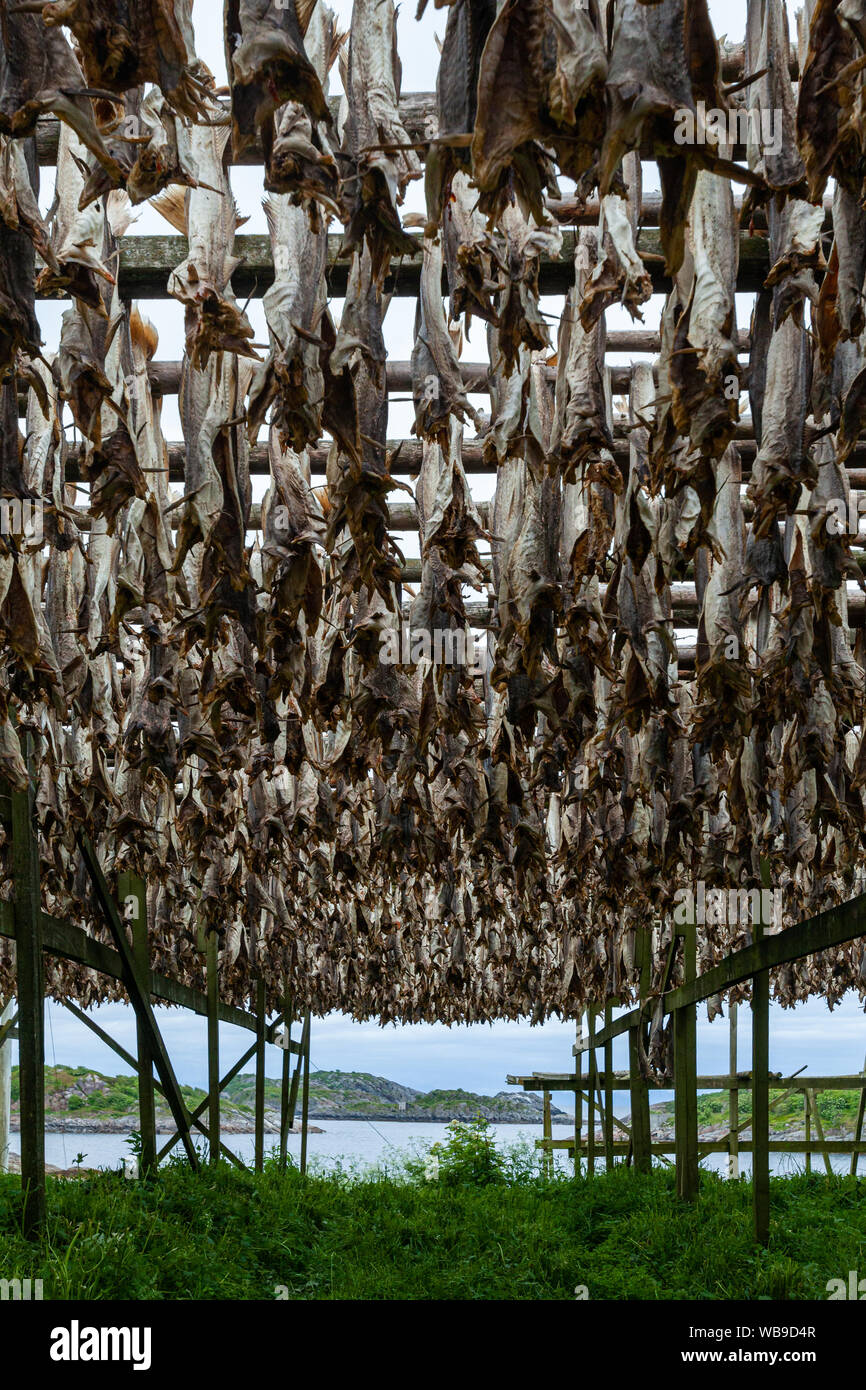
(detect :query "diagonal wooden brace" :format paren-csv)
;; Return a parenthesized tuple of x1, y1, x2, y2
(77, 833, 200, 1171)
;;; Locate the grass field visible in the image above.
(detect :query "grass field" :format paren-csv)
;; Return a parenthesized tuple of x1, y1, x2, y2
(1, 1124, 865, 1300)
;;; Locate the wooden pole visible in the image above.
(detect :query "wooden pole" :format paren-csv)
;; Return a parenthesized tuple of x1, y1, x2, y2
(629, 931, 652, 1174)
(206, 929, 220, 1167)
(11, 731, 45, 1236)
(574, 1014, 582, 1176)
(77, 833, 200, 1170)
(604, 1001, 614, 1170)
(300, 1010, 311, 1176)
(279, 980, 294, 1172)
(0, 999, 13, 1174)
(752, 888, 771, 1244)
(850, 1053, 866, 1177)
(806, 1089, 833, 1177)
(118, 871, 155, 1177)
(586, 1006, 596, 1177)
(254, 977, 266, 1173)
(543, 1089, 553, 1177)
(674, 920, 699, 1201)
(805, 1091, 812, 1174)
(728, 1002, 739, 1179)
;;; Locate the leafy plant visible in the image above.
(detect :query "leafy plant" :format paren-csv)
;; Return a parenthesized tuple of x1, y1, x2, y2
(430, 1118, 506, 1187)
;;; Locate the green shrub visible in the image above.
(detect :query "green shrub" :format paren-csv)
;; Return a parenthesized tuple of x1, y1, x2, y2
(430, 1118, 506, 1187)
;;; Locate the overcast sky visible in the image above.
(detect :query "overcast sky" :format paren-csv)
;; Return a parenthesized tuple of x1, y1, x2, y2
(20, 0, 865, 1100)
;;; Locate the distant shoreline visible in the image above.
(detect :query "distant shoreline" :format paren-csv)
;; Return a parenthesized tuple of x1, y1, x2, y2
(12, 1116, 577, 1133)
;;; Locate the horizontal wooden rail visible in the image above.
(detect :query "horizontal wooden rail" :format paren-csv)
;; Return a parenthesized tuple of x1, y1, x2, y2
(574, 891, 866, 1056)
(509, 1073, 866, 1092)
(33, 230, 772, 302)
(539, 1139, 866, 1155)
(0, 901, 300, 1050)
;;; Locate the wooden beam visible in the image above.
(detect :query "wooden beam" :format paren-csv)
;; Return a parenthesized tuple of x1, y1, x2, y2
(586, 1007, 596, 1178)
(300, 1011, 311, 1177)
(10, 731, 45, 1237)
(752, 874, 771, 1244)
(254, 977, 266, 1173)
(47, 228, 772, 303)
(574, 890, 866, 1056)
(0, 1007, 19, 1051)
(77, 834, 200, 1171)
(674, 923, 699, 1202)
(0, 906, 302, 1048)
(206, 928, 220, 1167)
(629, 932, 652, 1175)
(279, 980, 294, 1173)
(728, 1003, 739, 1180)
(117, 871, 156, 1177)
(851, 1054, 866, 1178)
(603, 1001, 615, 1170)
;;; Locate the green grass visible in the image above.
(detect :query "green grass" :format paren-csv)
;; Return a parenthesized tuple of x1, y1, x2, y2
(1, 1161, 864, 1300)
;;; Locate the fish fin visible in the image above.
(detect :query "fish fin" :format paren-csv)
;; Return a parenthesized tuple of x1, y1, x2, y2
(129, 308, 159, 362)
(295, 0, 316, 35)
(150, 186, 189, 235)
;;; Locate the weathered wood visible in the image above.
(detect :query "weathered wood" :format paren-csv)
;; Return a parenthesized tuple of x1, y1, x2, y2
(850, 1054, 866, 1177)
(41, 229, 771, 302)
(543, 1090, 553, 1178)
(510, 1072, 866, 1091)
(118, 871, 156, 1177)
(254, 977, 266, 1173)
(0, 905, 302, 1048)
(279, 981, 294, 1172)
(77, 834, 200, 1171)
(300, 1011, 311, 1177)
(574, 1015, 582, 1177)
(806, 1089, 833, 1177)
(574, 888, 866, 1055)
(674, 922, 699, 1202)
(11, 732, 45, 1236)
(603, 1002, 614, 1170)
(628, 932, 652, 1175)
(586, 1007, 596, 1178)
(0, 1000, 14, 1174)
(728, 1003, 739, 1180)
(752, 880, 771, 1244)
(206, 929, 220, 1167)
(543, 1139, 866, 1155)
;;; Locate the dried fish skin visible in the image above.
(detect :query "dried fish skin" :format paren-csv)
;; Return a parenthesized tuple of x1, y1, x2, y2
(411, 232, 480, 442)
(796, 0, 866, 203)
(225, 0, 330, 164)
(0, 135, 41, 368)
(247, 192, 328, 450)
(579, 154, 652, 330)
(441, 169, 499, 329)
(603, 0, 723, 277)
(423, 0, 496, 228)
(265, 1, 346, 215)
(341, 0, 421, 274)
(35, 123, 114, 312)
(38, 0, 206, 120)
(471, 0, 607, 222)
(746, 313, 815, 536)
(167, 116, 257, 369)
(549, 229, 615, 488)
(0, 2, 123, 183)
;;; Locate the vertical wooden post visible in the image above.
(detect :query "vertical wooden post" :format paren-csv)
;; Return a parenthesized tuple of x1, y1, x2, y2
(806, 1089, 832, 1177)
(0, 999, 13, 1173)
(574, 1013, 582, 1176)
(629, 930, 652, 1174)
(543, 1089, 552, 1177)
(11, 731, 45, 1236)
(279, 979, 294, 1172)
(603, 1001, 614, 1170)
(586, 1005, 596, 1178)
(728, 1002, 739, 1179)
(850, 1053, 866, 1177)
(674, 920, 699, 1201)
(206, 929, 220, 1167)
(752, 890, 771, 1244)
(254, 977, 266, 1173)
(299, 1010, 311, 1176)
(118, 871, 155, 1177)
(804, 1090, 811, 1174)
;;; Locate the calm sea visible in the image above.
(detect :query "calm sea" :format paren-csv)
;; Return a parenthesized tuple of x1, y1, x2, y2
(31, 1123, 862, 1178)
